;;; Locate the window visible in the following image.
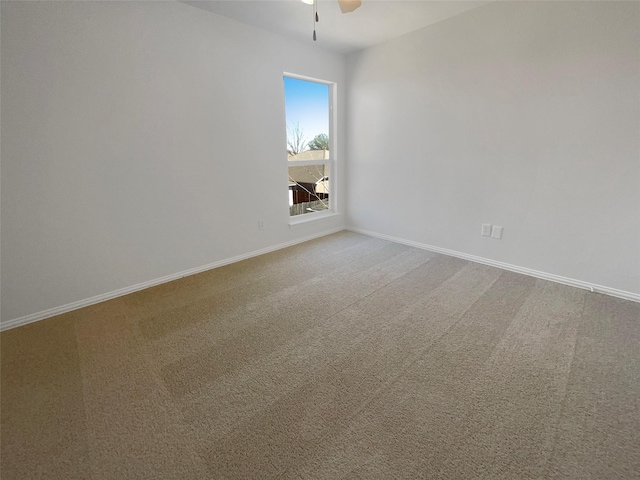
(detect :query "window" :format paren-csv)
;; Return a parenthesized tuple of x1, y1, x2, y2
(284, 75, 335, 219)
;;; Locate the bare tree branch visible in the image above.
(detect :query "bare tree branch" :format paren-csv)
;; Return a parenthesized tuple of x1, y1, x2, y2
(287, 121, 307, 155)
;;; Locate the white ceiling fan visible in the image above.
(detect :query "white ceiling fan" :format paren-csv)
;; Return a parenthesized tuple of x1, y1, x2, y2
(300, 0, 362, 40)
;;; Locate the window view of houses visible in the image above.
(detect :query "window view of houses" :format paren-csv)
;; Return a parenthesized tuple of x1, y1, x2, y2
(284, 76, 331, 217)
(288, 151, 330, 216)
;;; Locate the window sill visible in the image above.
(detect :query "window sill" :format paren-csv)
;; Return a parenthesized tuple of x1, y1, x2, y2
(288, 211, 340, 228)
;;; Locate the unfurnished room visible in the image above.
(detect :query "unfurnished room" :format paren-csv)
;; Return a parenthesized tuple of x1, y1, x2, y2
(1, 0, 639, 478)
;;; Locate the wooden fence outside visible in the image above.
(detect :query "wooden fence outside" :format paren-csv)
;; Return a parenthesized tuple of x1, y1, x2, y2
(290, 199, 329, 216)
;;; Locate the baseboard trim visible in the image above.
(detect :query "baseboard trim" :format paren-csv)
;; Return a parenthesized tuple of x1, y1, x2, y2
(347, 227, 640, 304)
(1, 227, 344, 332)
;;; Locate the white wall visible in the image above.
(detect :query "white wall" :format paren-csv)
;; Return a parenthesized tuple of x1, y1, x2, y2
(346, 1, 640, 297)
(1, 1, 346, 322)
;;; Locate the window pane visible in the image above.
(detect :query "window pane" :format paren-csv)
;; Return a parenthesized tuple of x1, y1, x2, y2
(284, 77, 329, 159)
(288, 164, 330, 217)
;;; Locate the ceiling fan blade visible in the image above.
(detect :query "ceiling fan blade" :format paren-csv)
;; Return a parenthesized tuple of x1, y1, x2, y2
(338, 0, 362, 14)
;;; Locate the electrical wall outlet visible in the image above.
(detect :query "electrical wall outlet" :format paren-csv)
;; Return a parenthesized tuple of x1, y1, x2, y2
(491, 225, 503, 239)
(481, 224, 492, 236)
(258, 220, 265, 231)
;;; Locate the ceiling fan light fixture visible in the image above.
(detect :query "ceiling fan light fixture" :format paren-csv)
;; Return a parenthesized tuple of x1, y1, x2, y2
(302, 0, 362, 42)
(338, 0, 362, 14)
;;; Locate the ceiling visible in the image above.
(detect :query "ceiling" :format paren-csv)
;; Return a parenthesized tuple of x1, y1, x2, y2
(181, 0, 492, 54)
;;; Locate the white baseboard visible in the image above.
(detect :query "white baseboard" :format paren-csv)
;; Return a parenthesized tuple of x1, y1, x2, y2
(1, 227, 344, 332)
(347, 227, 640, 304)
(4, 226, 637, 331)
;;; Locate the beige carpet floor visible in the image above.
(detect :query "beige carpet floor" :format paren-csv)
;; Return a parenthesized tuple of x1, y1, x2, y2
(2, 231, 639, 479)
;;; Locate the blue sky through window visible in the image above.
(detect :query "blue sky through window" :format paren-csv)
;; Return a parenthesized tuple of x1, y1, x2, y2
(284, 77, 329, 150)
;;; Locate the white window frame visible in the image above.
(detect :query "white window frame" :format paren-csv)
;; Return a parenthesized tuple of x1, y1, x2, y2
(284, 73, 338, 226)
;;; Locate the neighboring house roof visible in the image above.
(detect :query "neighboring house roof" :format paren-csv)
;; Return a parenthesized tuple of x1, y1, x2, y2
(287, 150, 329, 186)
(288, 165, 328, 186)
